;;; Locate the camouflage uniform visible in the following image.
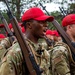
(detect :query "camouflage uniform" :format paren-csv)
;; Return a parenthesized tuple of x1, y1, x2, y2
(0, 37, 11, 62)
(49, 41, 75, 75)
(0, 37, 11, 49)
(39, 38, 54, 51)
(0, 44, 7, 62)
(0, 37, 17, 63)
(38, 39, 48, 49)
(0, 38, 51, 75)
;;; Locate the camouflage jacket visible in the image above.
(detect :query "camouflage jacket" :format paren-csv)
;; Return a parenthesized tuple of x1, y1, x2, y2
(0, 38, 51, 75)
(0, 37, 11, 63)
(49, 41, 75, 75)
(38, 38, 54, 51)
(0, 37, 11, 49)
(0, 44, 7, 63)
(0, 37, 15, 63)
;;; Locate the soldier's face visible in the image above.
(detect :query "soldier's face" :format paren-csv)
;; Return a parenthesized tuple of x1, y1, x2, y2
(31, 20, 48, 38)
(46, 35, 54, 41)
(70, 24, 75, 37)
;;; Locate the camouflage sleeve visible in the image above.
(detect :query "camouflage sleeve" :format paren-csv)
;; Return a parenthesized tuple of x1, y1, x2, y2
(0, 42, 23, 75)
(0, 57, 16, 75)
(0, 44, 7, 62)
(0, 37, 11, 49)
(51, 45, 71, 75)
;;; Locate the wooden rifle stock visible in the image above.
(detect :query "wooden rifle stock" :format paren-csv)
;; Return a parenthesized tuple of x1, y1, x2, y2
(4, 0, 42, 75)
(52, 20, 75, 54)
(0, 11, 14, 45)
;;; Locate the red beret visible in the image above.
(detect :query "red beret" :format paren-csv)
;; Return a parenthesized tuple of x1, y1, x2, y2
(52, 30, 60, 37)
(62, 14, 75, 27)
(0, 34, 5, 38)
(46, 30, 53, 35)
(22, 7, 54, 22)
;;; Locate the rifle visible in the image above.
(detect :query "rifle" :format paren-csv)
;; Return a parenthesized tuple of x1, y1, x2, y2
(0, 11, 14, 45)
(39, 3, 50, 15)
(59, 7, 67, 17)
(4, 0, 42, 75)
(40, 3, 75, 55)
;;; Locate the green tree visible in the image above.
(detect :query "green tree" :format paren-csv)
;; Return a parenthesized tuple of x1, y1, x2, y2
(0, 0, 75, 23)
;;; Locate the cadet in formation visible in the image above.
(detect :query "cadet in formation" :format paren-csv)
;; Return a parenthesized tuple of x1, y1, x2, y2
(0, 7, 54, 75)
(50, 14, 75, 75)
(0, 22, 25, 63)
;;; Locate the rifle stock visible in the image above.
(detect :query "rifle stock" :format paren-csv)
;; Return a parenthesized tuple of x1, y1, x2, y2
(0, 11, 14, 45)
(4, 0, 42, 75)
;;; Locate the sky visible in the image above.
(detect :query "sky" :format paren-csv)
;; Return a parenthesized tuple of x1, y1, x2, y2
(45, 3, 61, 12)
(0, 1, 61, 12)
(0, 2, 7, 10)
(0, 0, 73, 13)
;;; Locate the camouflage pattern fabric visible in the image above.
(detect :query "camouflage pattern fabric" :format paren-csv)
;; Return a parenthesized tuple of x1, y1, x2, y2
(0, 37, 11, 49)
(49, 42, 71, 75)
(0, 44, 7, 62)
(0, 42, 23, 75)
(38, 39, 48, 49)
(0, 38, 51, 75)
(38, 38, 54, 51)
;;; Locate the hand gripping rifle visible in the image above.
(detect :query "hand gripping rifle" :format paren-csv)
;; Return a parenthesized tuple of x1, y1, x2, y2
(0, 11, 14, 45)
(40, 3, 75, 57)
(3, 0, 42, 75)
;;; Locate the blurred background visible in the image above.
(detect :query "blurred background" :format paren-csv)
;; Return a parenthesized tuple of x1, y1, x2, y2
(0, 0, 75, 33)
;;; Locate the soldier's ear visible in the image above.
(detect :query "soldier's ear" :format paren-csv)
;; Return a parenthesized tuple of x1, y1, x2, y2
(26, 22, 32, 29)
(66, 25, 71, 30)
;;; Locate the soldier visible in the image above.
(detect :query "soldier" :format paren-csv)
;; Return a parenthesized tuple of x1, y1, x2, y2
(0, 7, 54, 75)
(62, 14, 75, 74)
(50, 14, 75, 75)
(46, 30, 54, 41)
(52, 30, 61, 42)
(39, 29, 54, 50)
(0, 22, 23, 49)
(0, 23, 15, 49)
(45, 29, 55, 50)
